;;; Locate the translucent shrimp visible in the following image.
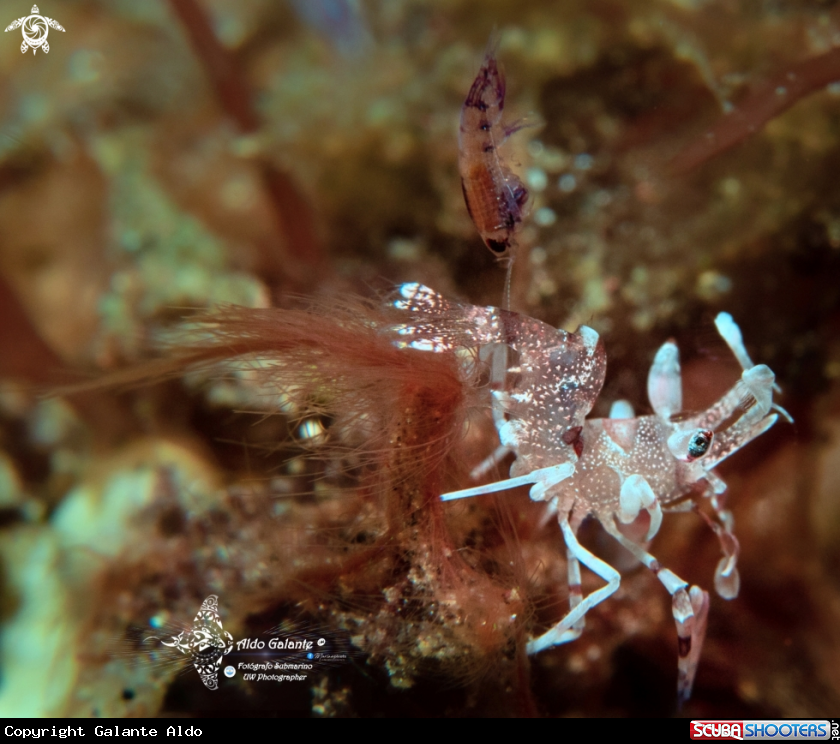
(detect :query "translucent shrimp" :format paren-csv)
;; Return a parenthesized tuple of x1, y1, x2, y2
(437, 309, 790, 705)
(459, 35, 530, 307)
(392, 285, 790, 705)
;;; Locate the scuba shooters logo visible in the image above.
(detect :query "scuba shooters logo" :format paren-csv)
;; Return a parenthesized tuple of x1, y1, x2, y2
(690, 720, 832, 740)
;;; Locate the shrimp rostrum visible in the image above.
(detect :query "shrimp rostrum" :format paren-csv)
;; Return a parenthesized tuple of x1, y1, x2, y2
(394, 284, 790, 704)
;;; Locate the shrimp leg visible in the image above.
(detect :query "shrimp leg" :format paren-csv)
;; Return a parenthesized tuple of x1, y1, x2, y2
(527, 517, 621, 654)
(602, 516, 709, 706)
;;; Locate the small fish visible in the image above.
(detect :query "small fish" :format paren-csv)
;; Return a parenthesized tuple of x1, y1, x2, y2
(459, 36, 530, 263)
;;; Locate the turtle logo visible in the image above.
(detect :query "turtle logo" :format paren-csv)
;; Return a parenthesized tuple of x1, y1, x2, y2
(5, 5, 64, 55)
(161, 595, 234, 690)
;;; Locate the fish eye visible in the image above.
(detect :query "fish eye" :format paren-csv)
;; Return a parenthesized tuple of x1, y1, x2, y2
(687, 430, 713, 459)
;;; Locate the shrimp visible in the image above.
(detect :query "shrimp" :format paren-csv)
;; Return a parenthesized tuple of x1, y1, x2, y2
(393, 284, 790, 705)
(459, 35, 530, 305)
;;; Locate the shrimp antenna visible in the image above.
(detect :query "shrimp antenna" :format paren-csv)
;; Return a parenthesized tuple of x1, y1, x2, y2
(502, 256, 513, 311)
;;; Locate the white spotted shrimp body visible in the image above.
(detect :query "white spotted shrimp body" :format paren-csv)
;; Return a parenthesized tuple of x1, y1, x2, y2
(393, 283, 790, 705)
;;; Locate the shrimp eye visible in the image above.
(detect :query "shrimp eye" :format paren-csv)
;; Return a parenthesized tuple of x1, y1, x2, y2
(666, 428, 714, 462)
(687, 430, 713, 459)
(485, 238, 509, 254)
